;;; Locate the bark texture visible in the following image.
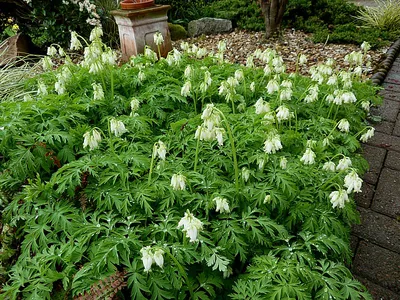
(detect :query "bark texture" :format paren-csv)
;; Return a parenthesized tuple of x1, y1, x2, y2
(259, 0, 288, 39)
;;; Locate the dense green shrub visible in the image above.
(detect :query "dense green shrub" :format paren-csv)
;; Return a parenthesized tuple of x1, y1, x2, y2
(169, 23, 187, 41)
(155, 0, 210, 24)
(312, 23, 400, 48)
(0, 29, 378, 298)
(0, 0, 118, 49)
(201, 0, 264, 31)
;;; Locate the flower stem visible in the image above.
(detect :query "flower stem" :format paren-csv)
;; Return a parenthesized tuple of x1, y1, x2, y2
(194, 127, 202, 172)
(215, 108, 239, 192)
(148, 143, 157, 184)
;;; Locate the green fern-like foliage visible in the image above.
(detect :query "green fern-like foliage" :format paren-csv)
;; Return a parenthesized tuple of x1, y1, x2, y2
(0, 33, 378, 299)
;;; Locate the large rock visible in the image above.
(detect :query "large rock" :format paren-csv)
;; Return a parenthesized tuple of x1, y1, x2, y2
(188, 18, 232, 37)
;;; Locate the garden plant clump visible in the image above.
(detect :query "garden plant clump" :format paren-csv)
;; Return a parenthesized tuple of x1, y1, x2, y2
(0, 28, 380, 299)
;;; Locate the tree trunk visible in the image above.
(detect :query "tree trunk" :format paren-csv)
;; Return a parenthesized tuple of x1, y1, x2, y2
(259, 0, 288, 39)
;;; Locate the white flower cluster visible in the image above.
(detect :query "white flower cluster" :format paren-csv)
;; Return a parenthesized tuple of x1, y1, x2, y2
(254, 98, 271, 115)
(263, 131, 283, 154)
(37, 80, 48, 96)
(219, 75, 240, 103)
(153, 32, 164, 46)
(195, 104, 225, 146)
(360, 128, 375, 143)
(180, 42, 208, 59)
(130, 98, 140, 116)
(214, 196, 230, 213)
(140, 246, 164, 272)
(166, 49, 182, 66)
(92, 82, 104, 100)
(300, 148, 316, 165)
(171, 174, 186, 191)
(54, 67, 72, 95)
(71, 28, 117, 74)
(83, 128, 102, 151)
(110, 118, 127, 137)
(155, 140, 167, 160)
(178, 210, 203, 242)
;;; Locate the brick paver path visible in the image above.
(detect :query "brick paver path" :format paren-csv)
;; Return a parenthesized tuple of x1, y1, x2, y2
(351, 60, 400, 299)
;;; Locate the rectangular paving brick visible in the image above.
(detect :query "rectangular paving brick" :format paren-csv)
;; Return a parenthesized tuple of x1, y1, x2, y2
(355, 275, 400, 300)
(383, 83, 400, 94)
(372, 168, 400, 218)
(355, 182, 375, 208)
(392, 115, 400, 137)
(385, 151, 400, 171)
(361, 144, 386, 184)
(353, 241, 400, 294)
(370, 99, 400, 122)
(379, 90, 400, 102)
(351, 234, 359, 257)
(374, 120, 394, 135)
(367, 132, 400, 153)
(352, 207, 400, 253)
(385, 70, 400, 85)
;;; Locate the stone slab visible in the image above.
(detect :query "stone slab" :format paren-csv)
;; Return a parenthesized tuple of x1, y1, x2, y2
(392, 114, 400, 137)
(352, 207, 400, 253)
(355, 182, 375, 208)
(379, 90, 400, 102)
(374, 120, 394, 135)
(367, 132, 400, 153)
(385, 70, 400, 85)
(361, 144, 386, 184)
(385, 151, 400, 171)
(188, 18, 232, 37)
(383, 82, 400, 93)
(353, 241, 400, 294)
(350, 234, 359, 257)
(355, 275, 400, 300)
(372, 168, 400, 218)
(370, 99, 400, 122)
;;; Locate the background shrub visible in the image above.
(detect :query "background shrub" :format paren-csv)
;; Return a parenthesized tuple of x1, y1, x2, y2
(0, 0, 118, 49)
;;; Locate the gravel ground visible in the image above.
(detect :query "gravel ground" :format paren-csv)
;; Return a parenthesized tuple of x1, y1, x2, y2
(172, 29, 388, 77)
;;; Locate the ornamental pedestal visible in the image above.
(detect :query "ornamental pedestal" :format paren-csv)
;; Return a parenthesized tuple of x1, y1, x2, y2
(111, 5, 172, 62)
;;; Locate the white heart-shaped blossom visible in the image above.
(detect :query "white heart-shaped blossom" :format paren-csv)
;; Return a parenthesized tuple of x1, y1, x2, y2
(254, 98, 270, 114)
(323, 161, 336, 172)
(276, 105, 290, 123)
(153, 249, 164, 268)
(110, 119, 127, 137)
(344, 170, 363, 193)
(329, 189, 349, 209)
(338, 119, 350, 133)
(263, 133, 283, 154)
(242, 167, 250, 182)
(156, 140, 167, 160)
(83, 129, 102, 151)
(214, 197, 230, 213)
(300, 148, 316, 165)
(171, 174, 186, 191)
(266, 79, 279, 94)
(280, 157, 287, 169)
(140, 246, 154, 272)
(92, 82, 104, 100)
(153, 32, 164, 46)
(178, 210, 203, 242)
(360, 128, 375, 143)
(181, 81, 191, 97)
(336, 157, 352, 171)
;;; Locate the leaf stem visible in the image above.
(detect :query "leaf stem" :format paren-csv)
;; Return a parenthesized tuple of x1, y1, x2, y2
(165, 250, 194, 299)
(148, 143, 157, 184)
